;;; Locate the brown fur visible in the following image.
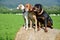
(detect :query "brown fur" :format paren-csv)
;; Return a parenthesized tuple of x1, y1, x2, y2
(25, 4, 38, 31)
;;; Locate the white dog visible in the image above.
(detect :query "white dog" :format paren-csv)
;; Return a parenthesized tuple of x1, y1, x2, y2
(17, 4, 29, 30)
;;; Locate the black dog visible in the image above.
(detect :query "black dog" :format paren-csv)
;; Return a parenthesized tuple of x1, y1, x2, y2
(33, 4, 53, 32)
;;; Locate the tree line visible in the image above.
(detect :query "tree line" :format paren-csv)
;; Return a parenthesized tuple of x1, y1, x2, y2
(0, 6, 60, 14)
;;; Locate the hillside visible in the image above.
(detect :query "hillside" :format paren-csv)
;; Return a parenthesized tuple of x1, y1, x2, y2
(0, 0, 60, 8)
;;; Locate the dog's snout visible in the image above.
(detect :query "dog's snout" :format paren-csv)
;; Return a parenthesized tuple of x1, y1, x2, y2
(32, 7, 37, 12)
(17, 7, 19, 9)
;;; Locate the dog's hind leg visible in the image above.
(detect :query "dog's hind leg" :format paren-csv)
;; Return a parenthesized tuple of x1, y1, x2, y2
(44, 19, 48, 32)
(47, 21, 53, 29)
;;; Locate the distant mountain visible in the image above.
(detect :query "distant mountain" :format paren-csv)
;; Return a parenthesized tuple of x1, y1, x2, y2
(0, 0, 60, 8)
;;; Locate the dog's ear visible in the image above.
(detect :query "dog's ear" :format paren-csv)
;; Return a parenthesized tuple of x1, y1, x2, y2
(34, 4, 43, 13)
(25, 3, 33, 11)
(34, 4, 42, 10)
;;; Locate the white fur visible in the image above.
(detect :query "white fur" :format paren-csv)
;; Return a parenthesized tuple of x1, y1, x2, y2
(25, 8, 29, 11)
(17, 4, 28, 30)
(23, 11, 28, 30)
(17, 4, 25, 10)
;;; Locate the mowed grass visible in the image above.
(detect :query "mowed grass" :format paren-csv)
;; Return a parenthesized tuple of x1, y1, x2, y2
(0, 14, 60, 40)
(0, 14, 24, 40)
(51, 16, 60, 29)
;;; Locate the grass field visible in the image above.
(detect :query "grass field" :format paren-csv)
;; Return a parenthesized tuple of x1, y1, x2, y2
(0, 14, 24, 40)
(0, 14, 60, 40)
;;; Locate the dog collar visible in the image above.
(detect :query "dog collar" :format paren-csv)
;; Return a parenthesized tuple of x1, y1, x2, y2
(38, 9, 43, 15)
(22, 9, 26, 13)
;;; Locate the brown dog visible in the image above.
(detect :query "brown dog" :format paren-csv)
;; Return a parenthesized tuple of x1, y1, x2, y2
(25, 3, 38, 31)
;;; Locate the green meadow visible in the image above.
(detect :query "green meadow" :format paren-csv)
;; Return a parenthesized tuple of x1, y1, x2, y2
(0, 14, 60, 40)
(0, 14, 24, 40)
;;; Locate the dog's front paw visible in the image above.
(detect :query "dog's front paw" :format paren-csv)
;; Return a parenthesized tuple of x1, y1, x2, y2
(44, 29, 48, 32)
(23, 26, 25, 29)
(29, 27, 32, 29)
(37, 28, 40, 31)
(25, 27, 28, 30)
(34, 28, 37, 32)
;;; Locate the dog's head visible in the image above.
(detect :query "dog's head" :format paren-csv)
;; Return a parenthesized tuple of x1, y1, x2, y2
(25, 3, 33, 11)
(33, 4, 42, 13)
(17, 4, 25, 10)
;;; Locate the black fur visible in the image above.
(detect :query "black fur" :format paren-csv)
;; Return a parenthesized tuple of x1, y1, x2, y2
(34, 4, 53, 29)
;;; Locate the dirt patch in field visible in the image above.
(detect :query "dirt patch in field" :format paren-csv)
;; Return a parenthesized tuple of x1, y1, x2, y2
(15, 27, 60, 40)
